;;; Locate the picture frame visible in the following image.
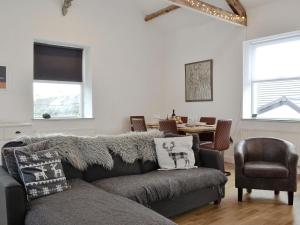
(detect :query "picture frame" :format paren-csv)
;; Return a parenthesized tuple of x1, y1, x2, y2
(185, 59, 213, 102)
(0, 66, 7, 89)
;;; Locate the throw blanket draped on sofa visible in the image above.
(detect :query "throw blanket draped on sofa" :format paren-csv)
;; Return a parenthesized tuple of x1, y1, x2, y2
(18, 130, 164, 171)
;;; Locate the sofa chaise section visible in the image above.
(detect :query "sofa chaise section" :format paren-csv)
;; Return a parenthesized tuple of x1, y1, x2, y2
(25, 179, 176, 225)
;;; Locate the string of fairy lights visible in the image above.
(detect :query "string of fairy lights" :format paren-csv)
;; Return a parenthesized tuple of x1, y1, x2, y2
(182, 0, 246, 25)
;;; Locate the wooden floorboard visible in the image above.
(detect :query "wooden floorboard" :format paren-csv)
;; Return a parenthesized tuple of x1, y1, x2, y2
(173, 163, 300, 225)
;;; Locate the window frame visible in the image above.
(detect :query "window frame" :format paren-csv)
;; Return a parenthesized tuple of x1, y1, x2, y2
(243, 30, 300, 121)
(32, 40, 94, 120)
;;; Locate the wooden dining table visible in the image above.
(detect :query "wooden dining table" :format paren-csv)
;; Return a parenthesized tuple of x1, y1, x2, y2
(146, 122, 216, 134)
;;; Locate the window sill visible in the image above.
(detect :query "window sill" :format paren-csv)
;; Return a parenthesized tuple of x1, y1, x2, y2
(242, 118, 300, 123)
(32, 118, 95, 121)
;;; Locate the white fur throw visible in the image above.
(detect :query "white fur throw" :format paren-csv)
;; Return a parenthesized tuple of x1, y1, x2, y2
(18, 130, 164, 171)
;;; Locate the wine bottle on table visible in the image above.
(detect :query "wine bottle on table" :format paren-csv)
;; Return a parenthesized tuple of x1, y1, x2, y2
(172, 109, 176, 119)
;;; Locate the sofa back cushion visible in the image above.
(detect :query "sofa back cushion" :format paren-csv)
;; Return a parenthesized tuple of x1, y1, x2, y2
(1, 141, 83, 181)
(1, 141, 28, 171)
(141, 160, 159, 173)
(83, 152, 142, 182)
(61, 161, 83, 180)
(2, 141, 49, 182)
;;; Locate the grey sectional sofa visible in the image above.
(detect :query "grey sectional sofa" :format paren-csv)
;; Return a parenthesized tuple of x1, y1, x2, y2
(0, 135, 227, 225)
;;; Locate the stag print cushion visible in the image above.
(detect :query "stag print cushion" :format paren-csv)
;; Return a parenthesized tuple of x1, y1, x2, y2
(14, 149, 70, 200)
(154, 136, 196, 170)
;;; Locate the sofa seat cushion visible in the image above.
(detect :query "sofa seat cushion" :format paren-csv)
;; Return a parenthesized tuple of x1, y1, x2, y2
(244, 161, 289, 178)
(25, 179, 175, 225)
(93, 168, 227, 206)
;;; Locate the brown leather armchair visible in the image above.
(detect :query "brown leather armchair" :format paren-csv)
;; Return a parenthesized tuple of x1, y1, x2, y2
(235, 138, 298, 205)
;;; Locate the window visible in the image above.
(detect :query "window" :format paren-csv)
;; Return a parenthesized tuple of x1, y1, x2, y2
(33, 42, 91, 119)
(33, 82, 82, 118)
(243, 31, 300, 120)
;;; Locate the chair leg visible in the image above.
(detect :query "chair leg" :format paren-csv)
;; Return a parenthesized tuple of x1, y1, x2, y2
(247, 189, 252, 194)
(224, 171, 231, 176)
(288, 192, 294, 205)
(274, 191, 280, 195)
(214, 198, 221, 205)
(219, 151, 231, 176)
(238, 188, 243, 202)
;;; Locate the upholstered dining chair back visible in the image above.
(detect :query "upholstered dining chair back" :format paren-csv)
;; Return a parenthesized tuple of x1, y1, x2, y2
(200, 117, 216, 125)
(180, 116, 188, 123)
(159, 120, 178, 134)
(214, 120, 232, 151)
(130, 116, 147, 132)
(199, 117, 216, 142)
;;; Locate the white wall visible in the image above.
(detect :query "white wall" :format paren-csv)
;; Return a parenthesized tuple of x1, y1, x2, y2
(1, 0, 300, 155)
(0, 0, 166, 135)
(163, 0, 300, 161)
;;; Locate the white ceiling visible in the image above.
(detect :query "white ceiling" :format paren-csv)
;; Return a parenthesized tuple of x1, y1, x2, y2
(134, 0, 279, 32)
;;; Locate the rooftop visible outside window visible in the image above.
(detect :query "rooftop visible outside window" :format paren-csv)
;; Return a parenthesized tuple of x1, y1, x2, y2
(243, 32, 300, 120)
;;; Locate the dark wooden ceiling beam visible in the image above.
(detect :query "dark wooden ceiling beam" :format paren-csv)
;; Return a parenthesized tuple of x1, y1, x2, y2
(225, 0, 247, 17)
(145, 5, 180, 22)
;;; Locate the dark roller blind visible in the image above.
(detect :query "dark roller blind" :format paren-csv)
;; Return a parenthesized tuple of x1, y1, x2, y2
(34, 43, 83, 82)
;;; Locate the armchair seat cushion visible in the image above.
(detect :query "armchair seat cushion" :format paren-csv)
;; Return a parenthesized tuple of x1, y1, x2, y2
(244, 161, 289, 178)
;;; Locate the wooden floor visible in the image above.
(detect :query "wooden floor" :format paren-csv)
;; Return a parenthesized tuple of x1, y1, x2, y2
(173, 163, 300, 225)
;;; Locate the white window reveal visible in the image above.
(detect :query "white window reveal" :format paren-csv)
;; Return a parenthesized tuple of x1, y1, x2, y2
(243, 31, 300, 120)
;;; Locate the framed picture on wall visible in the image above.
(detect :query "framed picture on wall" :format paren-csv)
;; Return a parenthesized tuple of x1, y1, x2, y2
(0, 66, 7, 89)
(185, 59, 213, 102)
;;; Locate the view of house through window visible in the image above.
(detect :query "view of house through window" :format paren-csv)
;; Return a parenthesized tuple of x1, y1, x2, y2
(33, 82, 82, 119)
(244, 33, 300, 120)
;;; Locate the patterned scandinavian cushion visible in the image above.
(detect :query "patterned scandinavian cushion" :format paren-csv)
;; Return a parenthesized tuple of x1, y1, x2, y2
(14, 149, 70, 200)
(2, 141, 49, 182)
(154, 136, 196, 170)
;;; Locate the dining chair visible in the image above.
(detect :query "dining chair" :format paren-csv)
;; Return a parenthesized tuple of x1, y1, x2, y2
(130, 116, 147, 132)
(200, 117, 216, 125)
(179, 116, 188, 123)
(199, 119, 232, 176)
(199, 117, 216, 142)
(159, 120, 178, 134)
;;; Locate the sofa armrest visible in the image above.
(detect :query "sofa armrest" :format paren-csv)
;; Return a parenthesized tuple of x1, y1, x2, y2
(199, 148, 224, 172)
(0, 167, 26, 225)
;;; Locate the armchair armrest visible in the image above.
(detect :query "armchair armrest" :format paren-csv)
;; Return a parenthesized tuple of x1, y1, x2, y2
(234, 141, 246, 174)
(284, 141, 298, 170)
(199, 148, 224, 172)
(0, 167, 26, 225)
